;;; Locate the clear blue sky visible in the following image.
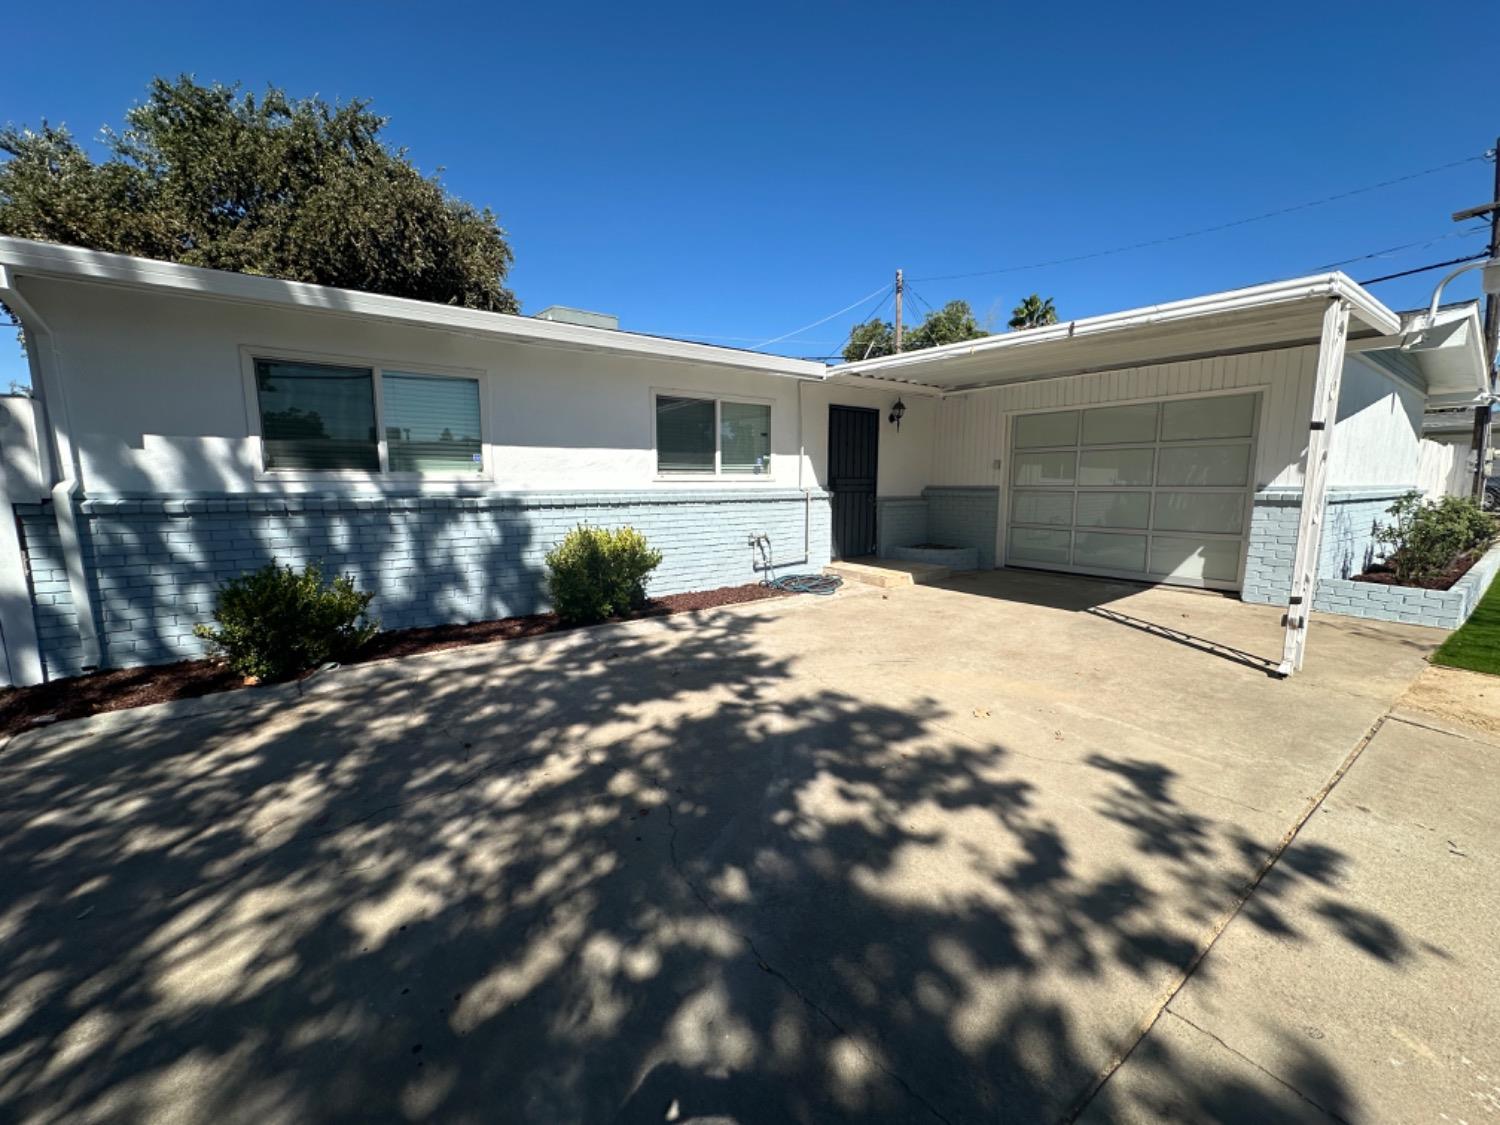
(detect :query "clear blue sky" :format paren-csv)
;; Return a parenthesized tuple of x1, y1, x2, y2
(1, 0, 1495, 385)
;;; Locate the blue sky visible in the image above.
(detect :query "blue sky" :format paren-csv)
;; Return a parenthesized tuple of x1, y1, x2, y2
(1, 0, 1495, 385)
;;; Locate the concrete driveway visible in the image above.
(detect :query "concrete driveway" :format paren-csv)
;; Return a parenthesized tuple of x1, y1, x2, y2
(0, 571, 1494, 1123)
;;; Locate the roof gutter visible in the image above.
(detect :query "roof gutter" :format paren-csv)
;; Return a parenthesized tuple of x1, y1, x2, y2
(0, 265, 102, 671)
(830, 273, 1400, 380)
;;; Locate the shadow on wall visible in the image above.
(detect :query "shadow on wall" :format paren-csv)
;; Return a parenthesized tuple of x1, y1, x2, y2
(0, 606, 1422, 1122)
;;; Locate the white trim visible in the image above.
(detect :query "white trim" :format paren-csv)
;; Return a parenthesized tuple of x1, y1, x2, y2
(0, 236, 827, 379)
(239, 345, 493, 484)
(831, 273, 1400, 382)
(651, 387, 777, 482)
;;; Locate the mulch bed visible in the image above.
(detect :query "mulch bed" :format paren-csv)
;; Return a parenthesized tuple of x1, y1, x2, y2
(0, 583, 791, 739)
(1351, 550, 1482, 591)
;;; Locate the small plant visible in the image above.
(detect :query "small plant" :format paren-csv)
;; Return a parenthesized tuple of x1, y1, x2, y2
(545, 525, 663, 625)
(194, 562, 377, 680)
(1373, 491, 1497, 585)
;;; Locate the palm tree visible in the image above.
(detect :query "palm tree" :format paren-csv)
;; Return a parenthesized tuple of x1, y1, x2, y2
(1008, 294, 1058, 331)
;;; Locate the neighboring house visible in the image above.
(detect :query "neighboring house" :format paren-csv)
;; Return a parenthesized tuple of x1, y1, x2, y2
(1418, 407, 1483, 499)
(0, 236, 1488, 686)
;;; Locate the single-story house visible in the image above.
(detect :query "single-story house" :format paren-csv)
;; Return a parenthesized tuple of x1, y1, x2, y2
(0, 236, 1489, 686)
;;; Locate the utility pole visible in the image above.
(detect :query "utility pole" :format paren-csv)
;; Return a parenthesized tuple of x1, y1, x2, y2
(893, 268, 904, 353)
(1453, 140, 1500, 499)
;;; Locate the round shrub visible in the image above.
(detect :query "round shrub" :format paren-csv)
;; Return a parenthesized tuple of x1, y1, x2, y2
(193, 562, 378, 680)
(545, 525, 663, 625)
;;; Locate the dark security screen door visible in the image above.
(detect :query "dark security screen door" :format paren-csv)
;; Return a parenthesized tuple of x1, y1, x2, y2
(829, 406, 879, 559)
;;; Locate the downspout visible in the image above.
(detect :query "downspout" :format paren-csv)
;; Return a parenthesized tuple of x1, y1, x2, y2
(0, 267, 102, 669)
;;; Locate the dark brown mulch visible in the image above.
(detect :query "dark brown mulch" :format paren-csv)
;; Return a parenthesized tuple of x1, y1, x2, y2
(1351, 550, 1482, 590)
(0, 583, 792, 739)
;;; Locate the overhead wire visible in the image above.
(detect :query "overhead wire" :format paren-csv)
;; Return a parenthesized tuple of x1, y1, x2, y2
(753, 281, 894, 347)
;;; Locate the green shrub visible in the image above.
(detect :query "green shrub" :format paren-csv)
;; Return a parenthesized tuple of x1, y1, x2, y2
(1373, 491, 1497, 585)
(545, 525, 663, 625)
(193, 562, 377, 680)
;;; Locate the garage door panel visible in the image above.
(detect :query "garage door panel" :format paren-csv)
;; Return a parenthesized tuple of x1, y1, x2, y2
(1010, 528, 1072, 564)
(1157, 443, 1251, 487)
(1074, 531, 1147, 572)
(1150, 536, 1242, 583)
(1079, 447, 1154, 486)
(1076, 491, 1151, 529)
(1014, 450, 1076, 486)
(1011, 491, 1074, 525)
(1153, 492, 1245, 535)
(1006, 393, 1258, 590)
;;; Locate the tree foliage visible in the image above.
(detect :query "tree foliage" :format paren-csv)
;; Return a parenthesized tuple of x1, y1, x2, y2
(841, 299, 988, 362)
(0, 77, 518, 312)
(1008, 293, 1058, 330)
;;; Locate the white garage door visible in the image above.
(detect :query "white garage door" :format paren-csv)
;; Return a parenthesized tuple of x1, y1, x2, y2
(1006, 392, 1259, 590)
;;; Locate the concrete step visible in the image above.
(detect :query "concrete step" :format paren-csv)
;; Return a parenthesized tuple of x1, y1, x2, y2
(824, 558, 952, 588)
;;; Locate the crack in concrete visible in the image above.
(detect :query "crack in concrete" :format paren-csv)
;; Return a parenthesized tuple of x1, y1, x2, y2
(1164, 1010, 1353, 1124)
(658, 797, 957, 1125)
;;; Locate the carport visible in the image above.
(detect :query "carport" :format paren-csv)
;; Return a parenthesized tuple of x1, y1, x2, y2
(828, 274, 1489, 676)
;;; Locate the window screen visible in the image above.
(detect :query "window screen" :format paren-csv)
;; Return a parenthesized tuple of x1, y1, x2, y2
(383, 373, 482, 473)
(720, 402, 770, 474)
(255, 359, 377, 471)
(656, 395, 716, 473)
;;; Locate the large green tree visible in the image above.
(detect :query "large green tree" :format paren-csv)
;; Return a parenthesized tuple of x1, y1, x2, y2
(0, 77, 518, 312)
(841, 299, 988, 362)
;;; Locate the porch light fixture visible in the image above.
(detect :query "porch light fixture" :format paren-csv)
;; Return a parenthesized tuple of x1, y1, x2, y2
(888, 398, 906, 431)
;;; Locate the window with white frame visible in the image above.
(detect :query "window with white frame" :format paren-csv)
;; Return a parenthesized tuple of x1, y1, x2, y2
(655, 393, 771, 476)
(253, 357, 484, 475)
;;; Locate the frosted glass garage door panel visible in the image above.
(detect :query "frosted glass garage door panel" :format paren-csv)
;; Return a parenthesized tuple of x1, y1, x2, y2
(1079, 447, 1154, 486)
(1008, 528, 1072, 564)
(1150, 536, 1242, 582)
(1081, 403, 1158, 445)
(1073, 532, 1147, 572)
(1161, 394, 1257, 441)
(1011, 491, 1074, 525)
(1154, 492, 1245, 534)
(1013, 451, 1076, 486)
(1014, 411, 1079, 449)
(1076, 491, 1150, 529)
(1157, 443, 1251, 486)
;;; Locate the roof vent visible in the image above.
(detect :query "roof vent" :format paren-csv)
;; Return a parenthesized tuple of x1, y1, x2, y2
(533, 305, 619, 331)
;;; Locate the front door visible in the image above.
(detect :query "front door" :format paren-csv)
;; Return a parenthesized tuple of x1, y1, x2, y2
(829, 405, 879, 559)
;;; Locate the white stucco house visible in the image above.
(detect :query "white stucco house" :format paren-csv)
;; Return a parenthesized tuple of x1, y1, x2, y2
(0, 235, 1489, 687)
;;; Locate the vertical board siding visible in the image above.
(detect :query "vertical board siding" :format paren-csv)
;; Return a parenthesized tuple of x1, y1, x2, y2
(929, 346, 1318, 491)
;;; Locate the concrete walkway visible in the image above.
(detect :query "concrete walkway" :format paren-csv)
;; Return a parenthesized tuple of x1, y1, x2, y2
(0, 570, 1492, 1123)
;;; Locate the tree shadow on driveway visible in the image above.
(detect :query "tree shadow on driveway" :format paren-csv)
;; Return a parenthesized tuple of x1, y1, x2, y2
(0, 604, 1431, 1123)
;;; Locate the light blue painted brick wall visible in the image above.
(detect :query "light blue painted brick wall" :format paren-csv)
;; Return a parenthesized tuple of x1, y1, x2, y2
(17, 489, 831, 679)
(1242, 487, 1406, 609)
(924, 487, 999, 569)
(876, 497, 928, 555)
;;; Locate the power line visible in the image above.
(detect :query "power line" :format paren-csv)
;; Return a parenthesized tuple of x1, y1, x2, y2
(823, 284, 898, 361)
(753, 282, 893, 347)
(1356, 251, 1490, 286)
(909, 153, 1493, 284)
(1314, 226, 1487, 270)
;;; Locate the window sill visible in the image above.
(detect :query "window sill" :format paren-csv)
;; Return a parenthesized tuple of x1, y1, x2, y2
(653, 475, 779, 484)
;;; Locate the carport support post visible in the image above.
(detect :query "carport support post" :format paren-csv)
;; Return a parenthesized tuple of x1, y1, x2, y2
(1278, 297, 1350, 677)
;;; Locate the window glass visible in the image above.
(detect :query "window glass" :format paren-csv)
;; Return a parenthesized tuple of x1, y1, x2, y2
(721, 402, 771, 475)
(1010, 491, 1073, 526)
(656, 395, 716, 474)
(1161, 394, 1256, 441)
(1079, 448, 1154, 486)
(1075, 491, 1151, 529)
(1082, 403, 1158, 445)
(1153, 492, 1245, 535)
(1013, 451, 1076, 487)
(256, 359, 377, 471)
(1150, 536, 1241, 582)
(1008, 528, 1071, 564)
(1156, 444, 1250, 487)
(1073, 531, 1148, 572)
(1014, 411, 1079, 449)
(383, 373, 482, 474)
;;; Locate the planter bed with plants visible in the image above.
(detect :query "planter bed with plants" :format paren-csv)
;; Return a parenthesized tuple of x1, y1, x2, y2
(0, 524, 795, 738)
(1312, 492, 1500, 630)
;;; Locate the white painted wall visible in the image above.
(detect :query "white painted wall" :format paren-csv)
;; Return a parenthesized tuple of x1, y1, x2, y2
(17, 276, 826, 496)
(1417, 434, 1474, 499)
(1325, 355, 1424, 489)
(798, 381, 936, 496)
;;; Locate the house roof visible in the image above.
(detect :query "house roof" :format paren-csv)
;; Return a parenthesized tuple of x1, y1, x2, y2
(0, 236, 827, 380)
(829, 274, 1489, 405)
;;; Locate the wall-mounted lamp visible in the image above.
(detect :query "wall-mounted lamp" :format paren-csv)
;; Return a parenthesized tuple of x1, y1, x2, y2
(888, 398, 906, 431)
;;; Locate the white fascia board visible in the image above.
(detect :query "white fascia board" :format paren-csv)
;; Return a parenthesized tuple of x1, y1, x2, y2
(830, 273, 1400, 382)
(0, 237, 828, 380)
